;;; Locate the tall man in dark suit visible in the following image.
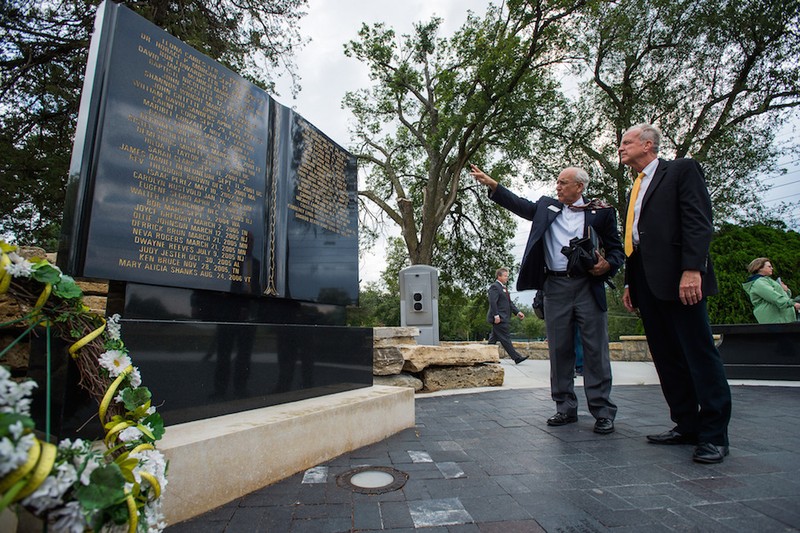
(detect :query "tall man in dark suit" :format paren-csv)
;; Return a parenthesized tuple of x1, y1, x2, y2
(487, 267, 528, 364)
(471, 165, 624, 434)
(619, 123, 732, 464)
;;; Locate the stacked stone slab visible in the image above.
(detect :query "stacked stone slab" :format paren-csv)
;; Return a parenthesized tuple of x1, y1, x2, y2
(372, 327, 504, 392)
(453, 338, 640, 362)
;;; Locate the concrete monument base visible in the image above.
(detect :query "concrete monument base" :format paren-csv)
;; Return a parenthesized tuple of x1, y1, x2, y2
(160, 385, 414, 525)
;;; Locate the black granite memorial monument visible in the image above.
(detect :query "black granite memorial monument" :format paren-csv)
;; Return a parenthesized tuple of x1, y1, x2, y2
(41, 1, 372, 438)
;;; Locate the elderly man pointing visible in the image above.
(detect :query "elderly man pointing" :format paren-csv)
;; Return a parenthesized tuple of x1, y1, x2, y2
(471, 165, 624, 434)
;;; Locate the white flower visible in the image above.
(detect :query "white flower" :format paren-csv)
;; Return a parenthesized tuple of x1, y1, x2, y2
(106, 314, 122, 340)
(131, 449, 169, 492)
(98, 350, 132, 377)
(128, 367, 142, 388)
(78, 454, 103, 486)
(59, 438, 89, 453)
(143, 497, 167, 532)
(0, 433, 35, 476)
(0, 368, 37, 414)
(22, 461, 78, 514)
(8, 420, 24, 439)
(49, 501, 88, 533)
(4, 252, 34, 278)
(118, 426, 144, 442)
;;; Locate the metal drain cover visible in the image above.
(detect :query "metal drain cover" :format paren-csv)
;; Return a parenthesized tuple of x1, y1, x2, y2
(337, 466, 408, 494)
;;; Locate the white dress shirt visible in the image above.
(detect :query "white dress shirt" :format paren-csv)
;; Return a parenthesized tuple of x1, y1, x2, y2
(631, 158, 660, 245)
(544, 197, 585, 271)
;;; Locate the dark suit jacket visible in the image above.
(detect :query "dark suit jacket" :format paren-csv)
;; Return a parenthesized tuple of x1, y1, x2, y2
(624, 158, 718, 304)
(487, 280, 519, 323)
(490, 186, 624, 311)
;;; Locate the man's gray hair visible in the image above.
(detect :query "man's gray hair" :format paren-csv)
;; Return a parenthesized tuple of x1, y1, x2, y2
(628, 123, 661, 154)
(573, 167, 589, 187)
(495, 267, 509, 278)
(565, 167, 589, 187)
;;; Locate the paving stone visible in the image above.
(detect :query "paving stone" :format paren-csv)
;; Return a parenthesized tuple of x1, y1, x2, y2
(741, 497, 800, 529)
(436, 461, 466, 479)
(459, 494, 532, 523)
(378, 500, 415, 529)
(408, 497, 473, 527)
(352, 501, 382, 530)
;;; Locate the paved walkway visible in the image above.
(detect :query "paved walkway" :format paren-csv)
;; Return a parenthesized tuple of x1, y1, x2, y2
(166, 360, 800, 532)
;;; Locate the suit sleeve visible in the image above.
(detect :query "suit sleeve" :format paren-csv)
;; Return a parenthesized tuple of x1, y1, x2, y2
(676, 159, 714, 273)
(489, 184, 539, 220)
(488, 284, 501, 317)
(596, 209, 624, 276)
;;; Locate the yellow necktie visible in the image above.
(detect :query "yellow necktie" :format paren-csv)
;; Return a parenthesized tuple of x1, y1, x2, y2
(624, 172, 645, 256)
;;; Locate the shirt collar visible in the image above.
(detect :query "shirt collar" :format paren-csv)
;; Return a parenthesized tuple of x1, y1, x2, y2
(641, 158, 659, 179)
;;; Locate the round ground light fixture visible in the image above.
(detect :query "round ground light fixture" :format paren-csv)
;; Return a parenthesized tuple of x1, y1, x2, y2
(336, 466, 408, 494)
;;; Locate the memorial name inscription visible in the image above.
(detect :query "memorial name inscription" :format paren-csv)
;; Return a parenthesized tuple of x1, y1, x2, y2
(119, 30, 264, 285)
(288, 121, 355, 238)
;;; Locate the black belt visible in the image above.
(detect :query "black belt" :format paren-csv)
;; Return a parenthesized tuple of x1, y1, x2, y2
(546, 269, 569, 277)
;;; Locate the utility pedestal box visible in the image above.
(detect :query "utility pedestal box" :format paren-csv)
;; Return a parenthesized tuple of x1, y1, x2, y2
(399, 265, 439, 345)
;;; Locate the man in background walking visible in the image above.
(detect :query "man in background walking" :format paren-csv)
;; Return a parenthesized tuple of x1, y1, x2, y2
(487, 267, 528, 364)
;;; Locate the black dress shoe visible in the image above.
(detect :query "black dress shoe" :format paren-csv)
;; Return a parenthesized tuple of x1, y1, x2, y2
(514, 355, 529, 364)
(646, 429, 698, 445)
(693, 442, 729, 464)
(547, 412, 578, 426)
(594, 418, 614, 434)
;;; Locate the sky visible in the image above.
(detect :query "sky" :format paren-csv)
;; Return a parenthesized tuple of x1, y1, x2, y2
(273, 0, 800, 306)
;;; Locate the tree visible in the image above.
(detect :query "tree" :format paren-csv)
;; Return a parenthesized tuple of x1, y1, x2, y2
(708, 222, 800, 324)
(0, 0, 307, 248)
(344, 0, 588, 293)
(347, 281, 400, 327)
(509, 303, 547, 340)
(536, 0, 800, 223)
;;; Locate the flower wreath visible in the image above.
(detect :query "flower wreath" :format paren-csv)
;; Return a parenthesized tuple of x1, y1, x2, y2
(0, 241, 167, 532)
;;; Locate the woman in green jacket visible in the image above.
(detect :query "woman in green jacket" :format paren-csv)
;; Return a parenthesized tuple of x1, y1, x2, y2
(742, 258, 800, 323)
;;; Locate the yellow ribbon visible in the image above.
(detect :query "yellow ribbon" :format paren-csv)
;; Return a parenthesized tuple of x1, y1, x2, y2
(14, 442, 57, 501)
(125, 493, 138, 533)
(130, 443, 155, 455)
(68, 318, 107, 358)
(33, 283, 52, 311)
(0, 251, 11, 294)
(139, 471, 161, 499)
(99, 365, 134, 422)
(0, 439, 41, 494)
(0, 441, 57, 510)
(105, 420, 135, 447)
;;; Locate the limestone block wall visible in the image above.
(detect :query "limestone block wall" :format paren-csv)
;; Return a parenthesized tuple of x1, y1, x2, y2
(464, 337, 649, 362)
(371, 330, 657, 394)
(373, 327, 504, 392)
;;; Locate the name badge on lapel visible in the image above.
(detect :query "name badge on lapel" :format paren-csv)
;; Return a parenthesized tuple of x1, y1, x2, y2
(547, 205, 561, 213)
